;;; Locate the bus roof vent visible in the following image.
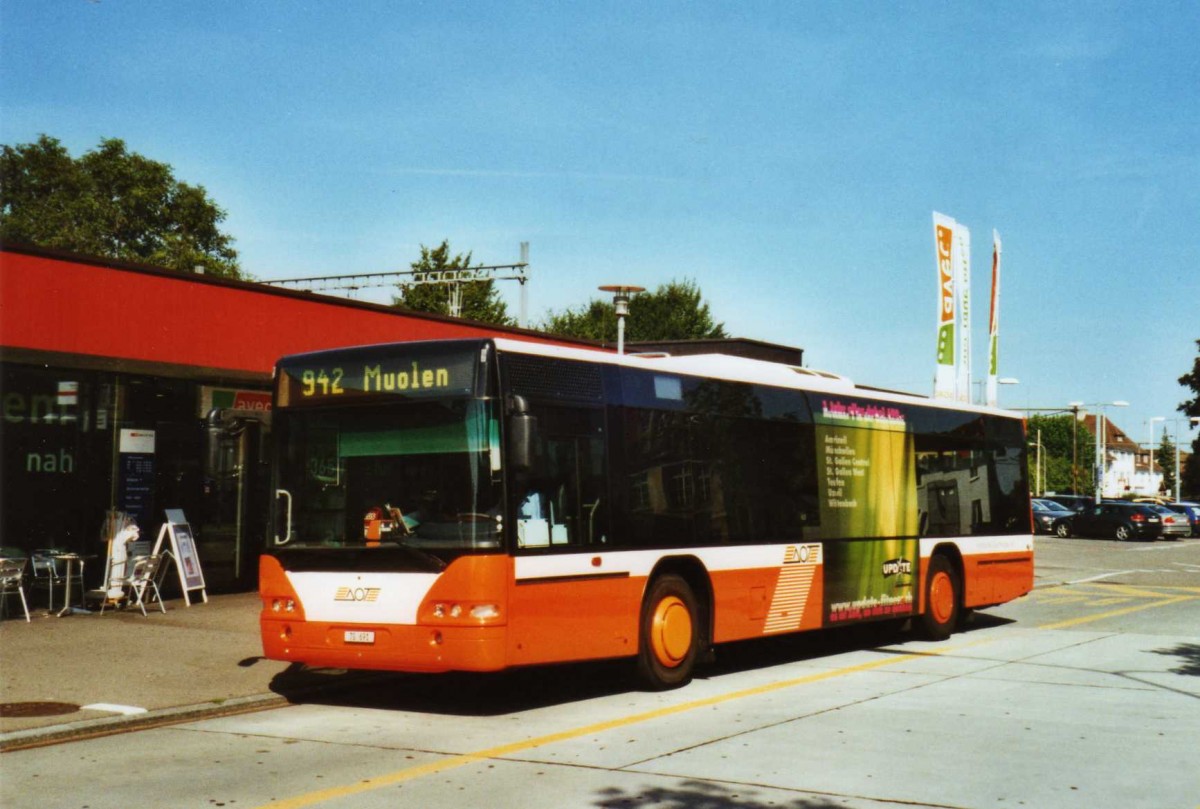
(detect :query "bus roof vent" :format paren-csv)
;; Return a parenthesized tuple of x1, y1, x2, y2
(789, 366, 850, 382)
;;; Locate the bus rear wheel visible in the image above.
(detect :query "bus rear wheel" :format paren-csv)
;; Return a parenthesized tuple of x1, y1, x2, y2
(636, 574, 700, 690)
(919, 555, 960, 641)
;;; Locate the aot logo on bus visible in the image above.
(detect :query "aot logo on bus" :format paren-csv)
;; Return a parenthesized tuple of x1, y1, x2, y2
(783, 544, 821, 564)
(334, 586, 381, 602)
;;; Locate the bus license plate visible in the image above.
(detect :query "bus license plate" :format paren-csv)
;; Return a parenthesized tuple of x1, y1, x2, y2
(344, 630, 375, 644)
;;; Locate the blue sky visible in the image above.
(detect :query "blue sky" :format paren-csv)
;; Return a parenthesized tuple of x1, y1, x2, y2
(3, 1, 1198, 449)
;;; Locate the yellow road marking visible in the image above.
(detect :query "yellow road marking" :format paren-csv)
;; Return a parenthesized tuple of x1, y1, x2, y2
(1037, 594, 1195, 630)
(1036, 582, 1200, 602)
(1094, 583, 1189, 599)
(253, 643, 974, 809)
(1034, 593, 1091, 605)
(1137, 584, 1200, 594)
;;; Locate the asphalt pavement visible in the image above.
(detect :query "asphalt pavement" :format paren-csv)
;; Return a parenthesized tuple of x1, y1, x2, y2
(0, 536, 1096, 752)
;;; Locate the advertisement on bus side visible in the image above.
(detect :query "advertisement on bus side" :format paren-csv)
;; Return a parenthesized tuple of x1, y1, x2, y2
(815, 397, 919, 623)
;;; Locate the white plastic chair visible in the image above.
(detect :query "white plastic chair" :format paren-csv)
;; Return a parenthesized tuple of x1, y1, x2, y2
(30, 551, 65, 611)
(0, 557, 31, 622)
(128, 554, 166, 616)
(100, 555, 166, 616)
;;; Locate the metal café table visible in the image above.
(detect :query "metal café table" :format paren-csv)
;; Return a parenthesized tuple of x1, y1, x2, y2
(51, 553, 93, 616)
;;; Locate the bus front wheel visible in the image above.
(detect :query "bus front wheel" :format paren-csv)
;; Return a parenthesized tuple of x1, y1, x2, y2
(919, 555, 961, 641)
(636, 574, 700, 690)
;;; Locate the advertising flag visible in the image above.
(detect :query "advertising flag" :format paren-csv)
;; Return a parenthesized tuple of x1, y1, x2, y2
(955, 224, 971, 403)
(986, 230, 1002, 407)
(932, 212, 957, 400)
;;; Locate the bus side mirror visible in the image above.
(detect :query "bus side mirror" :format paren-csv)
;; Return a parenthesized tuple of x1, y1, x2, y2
(508, 396, 539, 474)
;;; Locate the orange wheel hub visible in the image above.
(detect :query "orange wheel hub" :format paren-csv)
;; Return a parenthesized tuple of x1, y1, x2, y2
(651, 595, 692, 667)
(929, 571, 954, 625)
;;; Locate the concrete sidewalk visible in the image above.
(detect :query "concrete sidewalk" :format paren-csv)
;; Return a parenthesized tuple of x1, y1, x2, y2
(0, 591, 354, 751)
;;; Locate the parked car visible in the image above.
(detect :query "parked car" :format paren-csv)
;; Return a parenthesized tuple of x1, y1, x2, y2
(1042, 494, 1096, 514)
(1032, 498, 1075, 537)
(1163, 502, 1200, 537)
(1070, 502, 1164, 541)
(1148, 505, 1191, 539)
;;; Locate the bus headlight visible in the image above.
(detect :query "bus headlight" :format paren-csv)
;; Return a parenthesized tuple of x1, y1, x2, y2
(429, 602, 500, 621)
(470, 604, 500, 619)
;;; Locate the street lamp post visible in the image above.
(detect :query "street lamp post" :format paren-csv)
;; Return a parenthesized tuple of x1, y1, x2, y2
(1029, 429, 1044, 496)
(1175, 421, 1183, 502)
(1069, 402, 1083, 494)
(1092, 401, 1129, 502)
(598, 285, 644, 356)
(1149, 416, 1165, 496)
(1013, 402, 1089, 493)
(1014, 401, 1131, 497)
(1186, 416, 1200, 501)
(1165, 416, 1200, 502)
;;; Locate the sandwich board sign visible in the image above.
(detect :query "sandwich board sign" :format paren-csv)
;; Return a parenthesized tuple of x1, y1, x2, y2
(154, 509, 208, 606)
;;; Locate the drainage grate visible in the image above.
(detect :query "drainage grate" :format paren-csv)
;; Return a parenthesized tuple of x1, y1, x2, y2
(0, 701, 81, 718)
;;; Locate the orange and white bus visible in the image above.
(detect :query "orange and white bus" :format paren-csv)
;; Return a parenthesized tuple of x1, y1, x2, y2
(260, 338, 1033, 689)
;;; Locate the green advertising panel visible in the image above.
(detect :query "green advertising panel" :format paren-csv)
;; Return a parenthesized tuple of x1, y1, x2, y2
(814, 397, 919, 624)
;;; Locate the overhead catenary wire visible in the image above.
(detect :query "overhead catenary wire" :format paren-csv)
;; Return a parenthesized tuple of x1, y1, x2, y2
(262, 243, 531, 325)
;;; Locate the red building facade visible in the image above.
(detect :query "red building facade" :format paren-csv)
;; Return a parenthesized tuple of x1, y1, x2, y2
(0, 245, 576, 589)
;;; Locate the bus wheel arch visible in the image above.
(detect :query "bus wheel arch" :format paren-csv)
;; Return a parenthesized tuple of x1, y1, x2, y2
(636, 558, 712, 690)
(920, 547, 963, 641)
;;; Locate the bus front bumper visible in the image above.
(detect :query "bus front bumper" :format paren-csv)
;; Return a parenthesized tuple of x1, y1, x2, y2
(260, 617, 508, 673)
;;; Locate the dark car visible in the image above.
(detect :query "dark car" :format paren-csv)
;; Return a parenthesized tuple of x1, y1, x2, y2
(1071, 502, 1164, 541)
(1032, 498, 1075, 537)
(1042, 494, 1096, 514)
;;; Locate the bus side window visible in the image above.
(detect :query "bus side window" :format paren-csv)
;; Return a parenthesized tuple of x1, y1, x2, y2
(515, 406, 607, 548)
(516, 488, 552, 547)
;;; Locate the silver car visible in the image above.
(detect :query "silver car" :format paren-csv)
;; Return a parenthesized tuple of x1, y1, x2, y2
(1164, 502, 1200, 537)
(1149, 505, 1191, 539)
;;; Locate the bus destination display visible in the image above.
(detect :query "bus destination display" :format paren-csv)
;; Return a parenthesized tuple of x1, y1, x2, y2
(277, 349, 477, 407)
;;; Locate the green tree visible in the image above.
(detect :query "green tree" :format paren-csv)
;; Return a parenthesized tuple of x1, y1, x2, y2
(1179, 338, 1200, 497)
(0, 135, 241, 278)
(393, 240, 513, 326)
(1027, 413, 1096, 495)
(543, 279, 727, 343)
(1157, 429, 1177, 497)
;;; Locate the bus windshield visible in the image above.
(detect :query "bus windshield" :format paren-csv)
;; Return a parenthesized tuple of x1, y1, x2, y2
(274, 398, 503, 551)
